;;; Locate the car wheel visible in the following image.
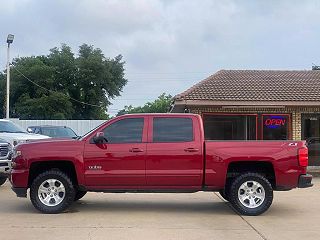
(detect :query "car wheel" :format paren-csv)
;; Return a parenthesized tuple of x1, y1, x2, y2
(30, 170, 75, 214)
(75, 190, 87, 201)
(0, 177, 7, 186)
(229, 172, 273, 216)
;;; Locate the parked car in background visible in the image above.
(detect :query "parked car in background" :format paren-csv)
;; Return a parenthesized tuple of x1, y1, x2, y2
(27, 125, 78, 139)
(0, 138, 12, 186)
(0, 120, 50, 147)
(0, 120, 49, 185)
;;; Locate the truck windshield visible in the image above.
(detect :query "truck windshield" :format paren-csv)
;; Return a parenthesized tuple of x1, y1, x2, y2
(41, 127, 77, 138)
(0, 121, 27, 133)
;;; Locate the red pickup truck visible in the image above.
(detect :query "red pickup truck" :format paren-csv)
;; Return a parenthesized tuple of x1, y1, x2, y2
(10, 114, 312, 215)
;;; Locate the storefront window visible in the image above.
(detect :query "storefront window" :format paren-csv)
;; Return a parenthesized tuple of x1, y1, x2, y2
(302, 114, 320, 166)
(262, 115, 289, 140)
(203, 114, 257, 140)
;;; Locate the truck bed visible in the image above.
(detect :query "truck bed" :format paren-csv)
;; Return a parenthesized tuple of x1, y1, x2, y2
(204, 140, 307, 190)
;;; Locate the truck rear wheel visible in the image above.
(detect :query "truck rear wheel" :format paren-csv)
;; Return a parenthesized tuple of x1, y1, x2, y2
(0, 177, 7, 186)
(30, 170, 75, 214)
(229, 173, 273, 216)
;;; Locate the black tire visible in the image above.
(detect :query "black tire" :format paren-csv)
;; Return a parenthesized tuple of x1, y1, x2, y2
(0, 177, 6, 186)
(229, 172, 273, 216)
(30, 170, 75, 214)
(74, 190, 87, 201)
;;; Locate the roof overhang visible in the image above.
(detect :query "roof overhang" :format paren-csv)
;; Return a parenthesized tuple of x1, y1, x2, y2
(171, 99, 320, 112)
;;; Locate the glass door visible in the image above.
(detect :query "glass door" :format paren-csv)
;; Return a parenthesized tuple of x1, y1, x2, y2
(302, 114, 320, 166)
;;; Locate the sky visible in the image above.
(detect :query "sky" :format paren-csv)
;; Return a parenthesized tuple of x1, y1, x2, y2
(1, 0, 320, 115)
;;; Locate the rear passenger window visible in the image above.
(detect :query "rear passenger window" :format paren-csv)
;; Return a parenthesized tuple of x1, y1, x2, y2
(153, 117, 193, 142)
(103, 118, 144, 143)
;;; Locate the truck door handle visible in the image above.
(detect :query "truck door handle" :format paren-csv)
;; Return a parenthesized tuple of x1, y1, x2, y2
(129, 148, 144, 153)
(184, 148, 199, 152)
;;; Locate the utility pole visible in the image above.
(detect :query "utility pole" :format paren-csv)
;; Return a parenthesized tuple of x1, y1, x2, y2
(6, 34, 14, 119)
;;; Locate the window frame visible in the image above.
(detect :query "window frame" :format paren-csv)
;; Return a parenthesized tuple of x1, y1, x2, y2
(89, 116, 148, 144)
(261, 113, 291, 140)
(149, 116, 195, 143)
(202, 113, 258, 140)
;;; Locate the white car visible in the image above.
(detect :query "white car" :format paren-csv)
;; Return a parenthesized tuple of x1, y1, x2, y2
(0, 138, 12, 186)
(0, 119, 50, 147)
(0, 119, 50, 185)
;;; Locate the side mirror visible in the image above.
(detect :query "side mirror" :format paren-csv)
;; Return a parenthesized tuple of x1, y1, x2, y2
(93, 132, 107, 144)
(27, 128, 33, 133)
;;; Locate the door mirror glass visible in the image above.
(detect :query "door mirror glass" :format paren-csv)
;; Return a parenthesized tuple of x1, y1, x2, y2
(27, 127, 34, 133)
(93, 132, 107, 144)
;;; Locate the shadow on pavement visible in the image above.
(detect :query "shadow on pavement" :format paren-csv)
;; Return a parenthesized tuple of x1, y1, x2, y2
(69, 199, 234, 215)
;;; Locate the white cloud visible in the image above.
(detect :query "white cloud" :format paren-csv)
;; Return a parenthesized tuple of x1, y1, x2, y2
(1, 0, 320, 114)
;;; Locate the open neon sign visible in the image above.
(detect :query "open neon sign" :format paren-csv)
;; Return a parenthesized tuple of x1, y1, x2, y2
(264, 116, 286, 129)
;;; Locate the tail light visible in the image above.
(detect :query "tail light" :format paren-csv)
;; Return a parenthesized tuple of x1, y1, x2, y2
(298, 147, 308, 167)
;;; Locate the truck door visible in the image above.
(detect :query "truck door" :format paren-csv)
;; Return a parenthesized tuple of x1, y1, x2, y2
(146, 116, 203, 187)
(84, 117, 147, 187)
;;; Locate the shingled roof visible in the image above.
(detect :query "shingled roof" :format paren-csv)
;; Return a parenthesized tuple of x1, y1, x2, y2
(173, 70, 320, 107)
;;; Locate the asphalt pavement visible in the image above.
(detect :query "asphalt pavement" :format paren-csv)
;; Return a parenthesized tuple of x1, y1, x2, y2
(0, 178, 319, 240)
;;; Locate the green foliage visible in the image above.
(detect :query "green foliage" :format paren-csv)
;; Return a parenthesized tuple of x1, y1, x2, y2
(0, 44, 127, 119)
(117, 93, 172, 116)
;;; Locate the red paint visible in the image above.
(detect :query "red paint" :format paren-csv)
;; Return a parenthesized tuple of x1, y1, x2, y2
(10, 113, 308, 192)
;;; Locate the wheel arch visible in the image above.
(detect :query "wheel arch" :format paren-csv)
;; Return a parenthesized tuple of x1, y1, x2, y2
(226, 161, 276, 189)
(28, 160, 78, 188)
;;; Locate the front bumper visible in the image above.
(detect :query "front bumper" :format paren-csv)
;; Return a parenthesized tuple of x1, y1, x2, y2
(298, 174, 313, 188)
(0, 159, 11, 177)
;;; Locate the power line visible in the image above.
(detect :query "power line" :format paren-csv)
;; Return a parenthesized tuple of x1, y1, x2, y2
(13, 68, 106, 108)
(12, 68, 181, 113)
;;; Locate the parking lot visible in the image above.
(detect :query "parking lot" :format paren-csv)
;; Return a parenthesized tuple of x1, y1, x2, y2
(0, 178, 319, 240)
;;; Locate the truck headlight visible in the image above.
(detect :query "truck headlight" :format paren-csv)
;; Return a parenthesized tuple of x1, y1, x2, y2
(13, 140, 27, 146)
(7, 143, 12, 152)
(12, 149, 22, 158)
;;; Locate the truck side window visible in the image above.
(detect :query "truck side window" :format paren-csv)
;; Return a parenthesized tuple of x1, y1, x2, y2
(103, 118, 144, 143)
(153, 117, 193, 142)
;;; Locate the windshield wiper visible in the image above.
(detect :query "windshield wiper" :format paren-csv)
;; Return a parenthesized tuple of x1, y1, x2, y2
(0, 131, 26, 133)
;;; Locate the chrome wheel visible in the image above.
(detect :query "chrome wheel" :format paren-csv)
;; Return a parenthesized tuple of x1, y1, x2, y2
(238, 180, 265, 209)
(38, 179, 65, 207)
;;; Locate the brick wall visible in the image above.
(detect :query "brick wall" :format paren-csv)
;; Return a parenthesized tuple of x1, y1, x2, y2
(188, 106, 320, 140)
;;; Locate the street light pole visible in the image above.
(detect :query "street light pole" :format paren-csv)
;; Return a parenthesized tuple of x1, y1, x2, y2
(6, 34, 14, 119)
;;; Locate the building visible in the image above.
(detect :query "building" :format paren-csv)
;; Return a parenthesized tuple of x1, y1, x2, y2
(172, 70, 320, 165)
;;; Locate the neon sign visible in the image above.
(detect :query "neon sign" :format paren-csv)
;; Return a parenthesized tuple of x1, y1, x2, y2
(264, 116, 286, 129)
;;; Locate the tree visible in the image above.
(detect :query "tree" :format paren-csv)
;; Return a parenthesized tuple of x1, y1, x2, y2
(0, 44, 127, 119)
(117, 93, 172, 116)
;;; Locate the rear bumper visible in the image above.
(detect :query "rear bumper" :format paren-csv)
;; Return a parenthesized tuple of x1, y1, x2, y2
(298, 174, 313, 188)
(11, 187, 27, 198)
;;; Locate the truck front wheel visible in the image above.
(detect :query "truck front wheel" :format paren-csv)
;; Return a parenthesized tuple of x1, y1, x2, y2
(30, 170, 75, 214)
(229, 173, 273, 216)
(0, 177, 7, 186)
